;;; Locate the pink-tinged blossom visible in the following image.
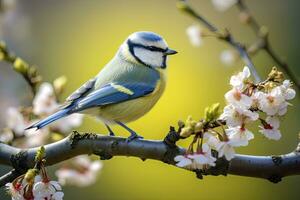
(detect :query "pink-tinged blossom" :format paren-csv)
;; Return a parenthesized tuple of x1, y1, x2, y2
(220, 104, 258, 127)
(51, 114, 83, 133)
(207, 135, 236, 161)
(225, 88, 252, 109)
(33, 180, 64, 200)
(259, 116, 281, 140)
(33, 83, 58, 116)
(7, 107, 26, 136)
(226, 127, 254, 147)
(5, 182, 24, 200)
(257, 87, 287, 116)
(188, 143, 216, 168)
(55, 155, 103, 187)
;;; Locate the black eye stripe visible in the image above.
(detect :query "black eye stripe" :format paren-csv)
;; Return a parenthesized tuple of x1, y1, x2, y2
(127, 39, 167, 53)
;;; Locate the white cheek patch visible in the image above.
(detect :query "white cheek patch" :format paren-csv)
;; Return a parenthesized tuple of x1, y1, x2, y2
(134, 47, 163, 67)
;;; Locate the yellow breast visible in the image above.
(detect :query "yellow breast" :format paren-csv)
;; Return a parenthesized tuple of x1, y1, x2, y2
(97, 69, 167, 124)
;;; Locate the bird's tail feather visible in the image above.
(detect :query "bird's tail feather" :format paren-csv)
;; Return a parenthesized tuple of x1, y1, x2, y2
(26, 109, 70, 130)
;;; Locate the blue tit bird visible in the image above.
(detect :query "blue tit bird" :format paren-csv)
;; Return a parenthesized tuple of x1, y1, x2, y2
(26, 31, 177, 141)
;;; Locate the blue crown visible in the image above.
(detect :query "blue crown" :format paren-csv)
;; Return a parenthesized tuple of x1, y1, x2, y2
(135, 31, 163, 42)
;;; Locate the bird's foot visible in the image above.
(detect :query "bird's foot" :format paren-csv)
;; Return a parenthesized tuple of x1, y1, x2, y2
(105, 124, 115, 136)
(126, 132, 143, 143)
(108, 131, 115, 136)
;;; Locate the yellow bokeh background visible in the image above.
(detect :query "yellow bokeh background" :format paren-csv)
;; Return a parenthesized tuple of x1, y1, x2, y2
(0, 0, 300, 199)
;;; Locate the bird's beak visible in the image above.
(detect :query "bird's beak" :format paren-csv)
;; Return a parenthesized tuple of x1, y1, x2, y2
(165, 48, 178, 55)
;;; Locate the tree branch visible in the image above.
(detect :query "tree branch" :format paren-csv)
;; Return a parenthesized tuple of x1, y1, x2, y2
(0, 130, 299, 187)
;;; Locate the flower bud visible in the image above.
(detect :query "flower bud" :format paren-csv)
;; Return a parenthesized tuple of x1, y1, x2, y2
(204, 103, 220, 122)
(177, 120, 185, 128)
(24, 169, 38, 184)
(53, 76, 67, 94)
(180, 127, 193, 138)
(35, 146, 45, 162)
(0, 40, 6, 50)
(268, 67, 284, 82)
(194, 122, 204, 132)
(13, 57, 29, 74)
(186, 115, 197, 127)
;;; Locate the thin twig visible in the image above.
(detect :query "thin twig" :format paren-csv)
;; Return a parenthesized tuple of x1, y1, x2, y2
(236, 0, 260, 33)
(177, 0, 261, 82)
(0, 42, 41, 95)
(235, 0, 300, 90)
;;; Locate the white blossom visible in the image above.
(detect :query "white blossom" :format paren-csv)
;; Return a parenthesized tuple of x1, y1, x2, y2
(6, 107, 26, 136)
(33, 82, 83, 134)
(259, 116, 281, 140)
(33, 83, 59, 116)
(207, 135, 235, 160)
(280, 80, 296, 100)
(188, 143, 216, 168)
(216, 141, 235, 160)
(174, 155, 193, 168)
(186, 25, 203, 47)
(51, 114, 83, 133)
(6, 107, 50, 147)
(211, 0, 237, 12)
(230, 66, 251, 90)
(226, 127, 254, 146)
(33, 180, 64, 200)
(55, 155, 103, 187)
(5, 182, 24, 200)
(220, 104, 259, 127)
(225, 88, 252, 109)
(258, 87, 287, 116)
(21, 127, 49, 148)
(220, 49, 236, 66)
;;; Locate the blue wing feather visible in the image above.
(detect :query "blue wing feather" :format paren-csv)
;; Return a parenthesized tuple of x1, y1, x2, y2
(73, 82, 155, 112)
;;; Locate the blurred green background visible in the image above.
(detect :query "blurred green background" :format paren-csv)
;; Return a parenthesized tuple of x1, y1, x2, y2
(0, 0, 300, 199)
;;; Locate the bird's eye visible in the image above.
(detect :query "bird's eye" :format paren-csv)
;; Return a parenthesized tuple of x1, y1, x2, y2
(148, 46, 157, 50)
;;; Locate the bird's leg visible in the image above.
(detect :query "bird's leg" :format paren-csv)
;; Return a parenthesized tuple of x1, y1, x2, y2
(115, 121, 143, 142)
(105, 124, 115, 136)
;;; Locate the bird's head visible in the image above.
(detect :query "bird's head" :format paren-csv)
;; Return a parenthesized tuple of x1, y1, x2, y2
(119, 31, 177, 69)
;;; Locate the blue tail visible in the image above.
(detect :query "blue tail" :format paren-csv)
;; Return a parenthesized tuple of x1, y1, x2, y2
(26, 109, 70, 130)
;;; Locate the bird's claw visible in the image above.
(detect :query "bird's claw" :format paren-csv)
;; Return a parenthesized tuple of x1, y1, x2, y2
(126, 133, 143, 142)
(108, 132, 115, 136)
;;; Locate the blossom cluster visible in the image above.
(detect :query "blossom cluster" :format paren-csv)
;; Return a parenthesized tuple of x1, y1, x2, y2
(1, 82, 83, 147)
(0, 80, 104, 199)
(6, 172, 64, 200)
(6, 147, 64, 200)
(6, 156, 103, 199)
(55, 155, 103, 187)
(175, 66, 296, 170)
